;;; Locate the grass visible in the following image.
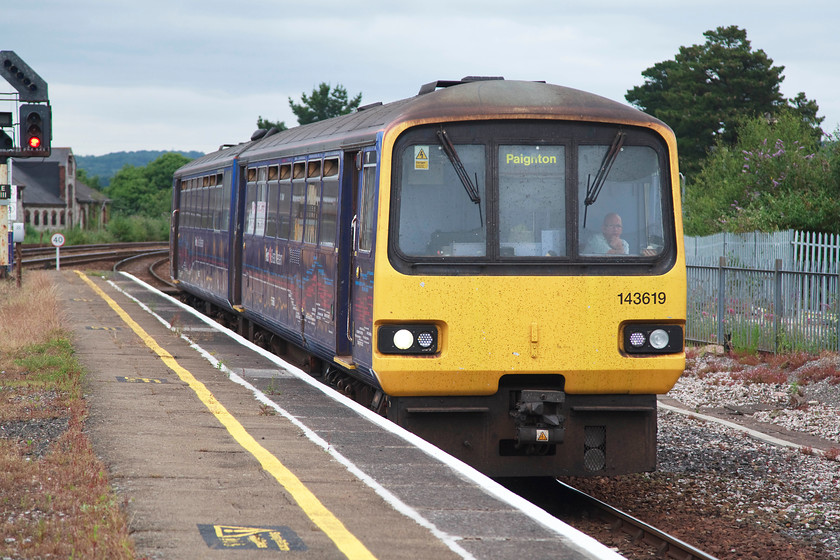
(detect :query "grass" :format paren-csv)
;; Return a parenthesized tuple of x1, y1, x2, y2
(0, 271, 137, 559)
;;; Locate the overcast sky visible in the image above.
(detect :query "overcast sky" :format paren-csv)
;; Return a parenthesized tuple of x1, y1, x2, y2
(2, 1, 838, 156)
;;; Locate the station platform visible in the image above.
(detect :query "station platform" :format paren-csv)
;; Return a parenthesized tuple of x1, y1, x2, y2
(58, 269, 623, 560)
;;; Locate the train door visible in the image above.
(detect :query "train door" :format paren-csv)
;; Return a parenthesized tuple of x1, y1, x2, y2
(169, 177, 181, 281)
(229, 164, 247, 308)
(348, 148, 378, 369)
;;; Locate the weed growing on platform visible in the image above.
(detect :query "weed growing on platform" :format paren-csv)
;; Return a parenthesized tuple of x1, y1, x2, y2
(0, 272, 137, 559)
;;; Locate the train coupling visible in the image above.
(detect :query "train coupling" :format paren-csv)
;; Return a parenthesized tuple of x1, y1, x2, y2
(512, 390, 566, 445)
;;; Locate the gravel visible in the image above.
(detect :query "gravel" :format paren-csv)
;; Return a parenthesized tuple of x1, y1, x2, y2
(569, 348, 840, 559)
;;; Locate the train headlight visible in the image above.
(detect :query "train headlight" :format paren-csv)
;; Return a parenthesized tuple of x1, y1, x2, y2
(622, 324, 682, 355)
(378, 325, 439, 355)
(649, 329, 670, 350)
(393, 329, 414, 350)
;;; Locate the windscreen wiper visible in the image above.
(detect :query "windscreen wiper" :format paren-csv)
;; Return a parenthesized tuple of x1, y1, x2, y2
(583, 130, 625, 227)
(436, 127, 483, 227)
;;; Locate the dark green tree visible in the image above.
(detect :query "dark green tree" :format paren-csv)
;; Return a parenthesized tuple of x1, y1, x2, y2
(289, 83, 362, 125)
(76, 168, 102, 191)
(626, 25, 823, 175)
(106, 152, 191, 217)
(256, 116, 287, 131)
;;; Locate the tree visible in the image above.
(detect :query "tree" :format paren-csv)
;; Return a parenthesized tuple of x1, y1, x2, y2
(685, 111, 840, 235)
(626, 25, 823, 175)
(289, 83, 362, 125)
(106, 152, 191, 217)
(256, 116, 287, 131)
(76, 168, 102, 191)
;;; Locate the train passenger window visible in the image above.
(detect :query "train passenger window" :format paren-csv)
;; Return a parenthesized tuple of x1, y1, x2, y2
(221, 170, 232, 231)
(307, 159, 321, 179)
(279, 164, 291, 180)
(254, 182, 267, 236)
(304, 179, 320, 244)
(196, 185, 208, 229)
(498, 145, 565, 257)
(358, 153, 377, 252)
(291, 172, 306, 242)
(265, 181, 278, 237)
(278, 178, 292, 239)
(578, 145, 664, 257)
(244, 172, 258, 235)
(181, 187, 192, 228)
(319, 178, 339, 247)
(323, 158, 339, 178)
(398, 143, 486, 256)
(293, 162, 305, 179)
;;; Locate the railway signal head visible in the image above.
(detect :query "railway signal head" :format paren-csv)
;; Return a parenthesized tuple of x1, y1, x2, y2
(19, 104, 51, 155)
(0, 51, 49, 102)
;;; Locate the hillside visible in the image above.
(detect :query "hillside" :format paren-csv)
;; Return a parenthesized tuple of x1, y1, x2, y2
(76, 150, 204, 186)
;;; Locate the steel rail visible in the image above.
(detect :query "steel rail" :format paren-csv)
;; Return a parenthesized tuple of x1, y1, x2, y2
(555, 480, 719, 560)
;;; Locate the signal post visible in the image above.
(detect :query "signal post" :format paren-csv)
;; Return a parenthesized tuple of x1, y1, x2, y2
(0, 50, 51, 269)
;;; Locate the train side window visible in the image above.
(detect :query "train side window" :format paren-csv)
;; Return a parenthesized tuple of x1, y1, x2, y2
(245, 170, 258, 235)
(197, 184, 209, 229)
(266, 179, 278, 238)
(291, 162, 306, 242)
(221, 170, 232, 232)
(319, 177, 338, 247)
(278, 168, 292, 239)
(181, 186, 191, 228)
(304, 174, 321, 244)
(498, 145, 566, 257)
(358, 152, 377, 252)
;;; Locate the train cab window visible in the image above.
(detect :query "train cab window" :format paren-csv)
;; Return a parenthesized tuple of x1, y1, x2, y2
(391, 122, 674, 273)
(577, 144, 664, 258)
(499, 145, 565, 257)
(397, 143, 486, 256)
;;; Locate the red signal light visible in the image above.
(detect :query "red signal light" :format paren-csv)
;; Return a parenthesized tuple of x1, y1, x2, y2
(28, 135, 41, 149)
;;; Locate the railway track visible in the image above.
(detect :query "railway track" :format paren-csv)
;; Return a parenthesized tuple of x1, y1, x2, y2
(20, 242, 168, 269)
(499, 477, 719, 560)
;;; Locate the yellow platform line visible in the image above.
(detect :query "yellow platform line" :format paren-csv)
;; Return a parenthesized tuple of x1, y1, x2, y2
(75, 271, 376, 560)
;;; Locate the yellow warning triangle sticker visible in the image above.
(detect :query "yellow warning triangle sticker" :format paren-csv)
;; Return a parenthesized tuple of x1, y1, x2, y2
(536, 430, 548, 442)
(416, 148, 428, 160)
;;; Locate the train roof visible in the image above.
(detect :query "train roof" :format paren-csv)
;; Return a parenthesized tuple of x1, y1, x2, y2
(176, 78, 667, 176)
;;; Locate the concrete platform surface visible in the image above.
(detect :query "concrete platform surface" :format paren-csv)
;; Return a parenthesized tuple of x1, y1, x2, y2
(58, 270, 623, 560)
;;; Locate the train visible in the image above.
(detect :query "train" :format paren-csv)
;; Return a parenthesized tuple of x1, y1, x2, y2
(170, 77, 686, 477)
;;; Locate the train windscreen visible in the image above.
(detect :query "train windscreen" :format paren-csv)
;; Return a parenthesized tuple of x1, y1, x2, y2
(391, 121, 672, 268)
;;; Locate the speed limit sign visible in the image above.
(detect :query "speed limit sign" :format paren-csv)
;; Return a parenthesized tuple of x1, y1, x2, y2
(51, 233, 65, 270)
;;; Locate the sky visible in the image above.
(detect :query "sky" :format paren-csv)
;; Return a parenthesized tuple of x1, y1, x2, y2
(2, 0, 838, 157)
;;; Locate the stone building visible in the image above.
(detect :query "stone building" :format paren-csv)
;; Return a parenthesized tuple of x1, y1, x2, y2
(11, 147, 109, 232)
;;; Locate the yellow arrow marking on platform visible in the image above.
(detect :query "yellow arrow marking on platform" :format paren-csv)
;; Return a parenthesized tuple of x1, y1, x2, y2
(75, 271, 377, 560)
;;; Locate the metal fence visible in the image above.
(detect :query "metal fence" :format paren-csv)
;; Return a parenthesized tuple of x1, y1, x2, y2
(687, 259, 840, 353)
(685, 230, 840, 353)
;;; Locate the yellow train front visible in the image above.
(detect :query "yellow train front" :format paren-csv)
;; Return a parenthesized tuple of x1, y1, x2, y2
(368, 79, 685, 477)
(172, 77, 686, 478)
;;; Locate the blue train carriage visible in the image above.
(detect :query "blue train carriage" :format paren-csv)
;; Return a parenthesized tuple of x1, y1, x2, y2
(171, 77, 686, 478)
